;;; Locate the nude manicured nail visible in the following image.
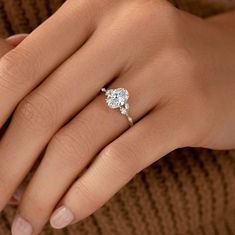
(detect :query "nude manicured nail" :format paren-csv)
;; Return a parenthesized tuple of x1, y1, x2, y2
(11, 216, 33, 235)
(50, 206, 74, 229)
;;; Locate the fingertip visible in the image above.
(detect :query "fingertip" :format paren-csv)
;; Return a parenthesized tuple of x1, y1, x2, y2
(11, 215, 33, 235)
(50, 206, 75, 229)
(6, 33, 29, 46)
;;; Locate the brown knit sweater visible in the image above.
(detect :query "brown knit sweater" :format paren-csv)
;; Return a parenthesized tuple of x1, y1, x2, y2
(0, 1, 235, 235)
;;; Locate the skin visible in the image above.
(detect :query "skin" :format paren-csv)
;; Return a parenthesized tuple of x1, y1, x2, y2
(0, 0, 234, 234)
(0, 34, 28, 205)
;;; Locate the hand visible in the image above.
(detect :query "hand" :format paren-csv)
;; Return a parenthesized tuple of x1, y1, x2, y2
(0, 1, 234, 234)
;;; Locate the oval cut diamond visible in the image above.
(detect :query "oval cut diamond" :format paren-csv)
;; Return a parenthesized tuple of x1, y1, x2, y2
(105, 88, 129, 109)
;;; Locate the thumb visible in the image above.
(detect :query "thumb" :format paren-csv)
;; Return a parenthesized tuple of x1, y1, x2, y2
(0, 33, 28, 57)
(6, 33, 28, 46)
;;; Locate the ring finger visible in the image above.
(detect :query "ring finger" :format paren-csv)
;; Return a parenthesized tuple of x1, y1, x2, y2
(49, 105, 180, 229)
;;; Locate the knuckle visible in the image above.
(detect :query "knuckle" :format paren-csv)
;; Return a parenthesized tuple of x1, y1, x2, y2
(15, 93, 57, 133)
(133, 0, 177, 21)
(0, 48, 35, 90)
(65, 0, 98, 26)
(0, 52, 22, 92)
(124, 0, 179, 43)
(171, 48, 196, 75)
(50, 131, 81, 161)
(100, 143, 140, 178)
(49, 117, 93, 161)
(162, 47, 197, 92)
(72, 180, 102, 211)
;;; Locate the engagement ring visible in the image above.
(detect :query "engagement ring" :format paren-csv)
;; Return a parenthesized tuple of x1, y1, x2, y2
(101, 87, 133, 126)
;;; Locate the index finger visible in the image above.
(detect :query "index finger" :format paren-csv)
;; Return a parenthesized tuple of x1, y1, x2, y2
(0, 0, 98, 127)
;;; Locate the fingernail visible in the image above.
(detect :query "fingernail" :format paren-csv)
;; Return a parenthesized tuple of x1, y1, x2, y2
(6, 33, 28, 40)
(50, 206, 74, 229)
(11, 216, 33, 235)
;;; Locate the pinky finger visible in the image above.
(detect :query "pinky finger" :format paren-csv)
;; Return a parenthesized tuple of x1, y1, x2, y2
(50, 106, 183, 229)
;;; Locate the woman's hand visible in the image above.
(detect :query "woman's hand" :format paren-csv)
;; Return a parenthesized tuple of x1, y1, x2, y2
(0, 0, 234, 234)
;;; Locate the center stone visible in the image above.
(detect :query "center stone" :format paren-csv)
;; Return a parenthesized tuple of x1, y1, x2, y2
(105, 88, 129, 109)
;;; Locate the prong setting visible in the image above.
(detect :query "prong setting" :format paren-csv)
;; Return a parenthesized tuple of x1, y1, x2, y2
(101, 87, 133, 126)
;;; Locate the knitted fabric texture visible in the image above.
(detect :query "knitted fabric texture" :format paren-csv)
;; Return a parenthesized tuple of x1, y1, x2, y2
(0, 1, 235, 235)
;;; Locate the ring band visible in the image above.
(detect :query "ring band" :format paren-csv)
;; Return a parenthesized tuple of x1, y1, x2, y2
(101, 87, 134, 126)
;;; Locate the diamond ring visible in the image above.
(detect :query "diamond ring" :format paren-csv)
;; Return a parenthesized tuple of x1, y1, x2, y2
(101, 87, 134, 126)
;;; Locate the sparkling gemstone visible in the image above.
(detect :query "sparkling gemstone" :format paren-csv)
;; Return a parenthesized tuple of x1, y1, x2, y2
(105, 88, 129, 109)
(125, 103, 129, 110)
(120, 107, 128, 115)
(128, 116, 133, 125)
